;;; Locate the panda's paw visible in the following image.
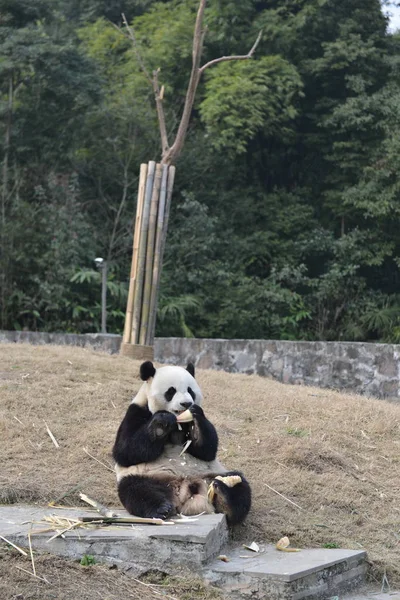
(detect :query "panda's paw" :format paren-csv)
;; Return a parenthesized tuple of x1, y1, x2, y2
(208, 472, 251, 526)
(152, 500, 174, 520)
(148, 411, 177, 440)
(188, 404, 205, 420)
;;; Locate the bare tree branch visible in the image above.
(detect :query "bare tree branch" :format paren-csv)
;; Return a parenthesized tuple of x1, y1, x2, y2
(120, 13, 152, 84)
(119, 0, 262, 165)
(152, 69, 169, 155)
(119, 14, 170, 156)
(161, 0, 207, 165)
(199, 30, 263, 73)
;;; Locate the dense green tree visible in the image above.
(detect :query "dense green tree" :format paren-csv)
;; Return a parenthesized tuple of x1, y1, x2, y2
(2, 0, 400, 342)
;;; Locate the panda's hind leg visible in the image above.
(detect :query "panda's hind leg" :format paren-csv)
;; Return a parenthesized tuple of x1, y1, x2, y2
(118, 475, 175, 520)
(210, 471, 251, 526)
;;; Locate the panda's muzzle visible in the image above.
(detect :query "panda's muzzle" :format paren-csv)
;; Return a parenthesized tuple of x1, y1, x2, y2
(180, 401, 193, 410)
(173, 402, 193, 415)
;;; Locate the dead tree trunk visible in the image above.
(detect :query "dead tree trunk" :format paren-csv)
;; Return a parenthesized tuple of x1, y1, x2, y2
(119, 0, 261, 359)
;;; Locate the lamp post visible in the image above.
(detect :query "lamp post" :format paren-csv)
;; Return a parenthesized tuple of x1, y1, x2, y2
(94, 257, 107, 334)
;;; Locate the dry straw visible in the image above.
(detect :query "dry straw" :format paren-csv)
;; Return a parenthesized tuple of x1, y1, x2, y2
(1, 343, 400, 585)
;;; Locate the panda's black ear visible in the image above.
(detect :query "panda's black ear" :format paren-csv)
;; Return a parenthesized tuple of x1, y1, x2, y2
(140, 361, 156, 381)
(186, 362, 195, 378)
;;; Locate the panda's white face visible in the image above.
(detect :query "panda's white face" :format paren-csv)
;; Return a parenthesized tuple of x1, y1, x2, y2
(147, 365, 203, 415)
(132, 364, 203, 415)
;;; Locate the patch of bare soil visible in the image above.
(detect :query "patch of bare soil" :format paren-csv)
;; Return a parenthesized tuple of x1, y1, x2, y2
(1, 343, 400, 587)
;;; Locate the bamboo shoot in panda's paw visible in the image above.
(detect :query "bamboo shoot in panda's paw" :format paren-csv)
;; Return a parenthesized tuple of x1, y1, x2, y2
(176, 409, 194, 423)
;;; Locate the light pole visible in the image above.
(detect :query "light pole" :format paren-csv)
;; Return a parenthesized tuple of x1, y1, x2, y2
(94, 257, 107, 334)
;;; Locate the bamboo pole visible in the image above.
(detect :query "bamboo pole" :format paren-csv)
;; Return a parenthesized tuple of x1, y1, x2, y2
(131, 161, 155, 344)
(122, 164, 148, 344)
(139, 163, 162, 346)
(148, 165, 176, 344)
(146, 164, 168, 345)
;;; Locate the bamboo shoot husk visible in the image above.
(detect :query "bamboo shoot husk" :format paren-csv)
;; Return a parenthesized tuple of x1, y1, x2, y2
(122, 163, 147, 344)
(146, 164, 168, 345)
(139, 163, 162, 346)
(131, 161, 155, 344)
(148, 165, 176, 343)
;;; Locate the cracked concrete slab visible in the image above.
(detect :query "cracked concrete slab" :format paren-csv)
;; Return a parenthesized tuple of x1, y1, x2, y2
(0, 504, 228, 575)
(203, 545, 367, 600)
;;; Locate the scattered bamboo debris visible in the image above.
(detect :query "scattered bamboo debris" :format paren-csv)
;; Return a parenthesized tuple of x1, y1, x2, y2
(79, 516, 172, 526)
(264, 482, 303, 511)
(46, 519, 85, 543)
(48, 477, 96, 507)
(217, 555, 230, 562)
(243, 542, 260, 553)
(43, 421, 59, 449)
(13, 416, 24, 425)
(130, 576, 179, 600)
(179, 440, 192, 456)
(79, 493, 118, 518)
(15, 565, 50, 584)
(82, 447, 115, 472)
(0, 535, 28, 556)
(27, 531, 36, 576)
(276, 536, 301, 553)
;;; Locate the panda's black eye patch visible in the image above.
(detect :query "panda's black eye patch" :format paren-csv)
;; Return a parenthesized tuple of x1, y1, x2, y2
(187, 387, 196, 400)
(165, 387, 177, 402)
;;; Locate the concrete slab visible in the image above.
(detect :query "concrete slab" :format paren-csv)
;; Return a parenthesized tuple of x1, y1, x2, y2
(203, 545, 367, 600)
(0, 505, 373, 599)
(0, 504, 228, 575)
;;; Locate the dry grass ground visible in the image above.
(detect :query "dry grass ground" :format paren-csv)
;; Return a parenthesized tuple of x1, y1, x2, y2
(0, 545, 222, 600)
(1, 343, 400, 593)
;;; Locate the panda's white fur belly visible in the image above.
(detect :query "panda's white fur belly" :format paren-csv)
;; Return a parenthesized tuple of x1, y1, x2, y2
(115, 443, 227, 483)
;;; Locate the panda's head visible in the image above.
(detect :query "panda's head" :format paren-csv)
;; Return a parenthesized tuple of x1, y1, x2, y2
(135, 360, 203, 415)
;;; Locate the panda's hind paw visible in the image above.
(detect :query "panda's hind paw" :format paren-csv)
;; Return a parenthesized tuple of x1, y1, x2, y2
(152, 500, 174, 520)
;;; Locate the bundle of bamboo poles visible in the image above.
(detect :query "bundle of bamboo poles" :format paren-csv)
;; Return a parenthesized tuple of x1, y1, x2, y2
(121, 161, 176, 360)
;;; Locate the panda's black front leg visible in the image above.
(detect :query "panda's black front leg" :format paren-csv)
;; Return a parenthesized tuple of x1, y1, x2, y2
(185, 405, 218, 462)
(113, 405, 177, 467)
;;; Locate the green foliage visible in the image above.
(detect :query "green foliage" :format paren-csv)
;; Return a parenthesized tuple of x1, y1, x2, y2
(80, 554, 96, 566)
(200, 56, 303, 155)
(1, 0, 400, 343)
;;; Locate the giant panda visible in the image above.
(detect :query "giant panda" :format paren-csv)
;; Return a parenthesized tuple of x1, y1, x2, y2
(112, 360, 251, 525)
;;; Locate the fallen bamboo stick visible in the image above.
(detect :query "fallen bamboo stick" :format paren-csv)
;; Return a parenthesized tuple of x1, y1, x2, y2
(264, 482, 303, 510)
(15, 566, 50, 584)
(0, 535, 28, 556)
(79, 516, 172, 525)
(131, 161, 156, 344)
(82, 447, 115, 473)
(44, 421, 59, 449)
(79, 493, 118, 518)
(27, 532, 36, 576)
(122, 163, 148, 344)
(139, 163, 162, 346)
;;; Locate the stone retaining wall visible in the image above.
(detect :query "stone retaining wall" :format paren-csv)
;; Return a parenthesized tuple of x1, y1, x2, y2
(1, 330, 399, 400)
